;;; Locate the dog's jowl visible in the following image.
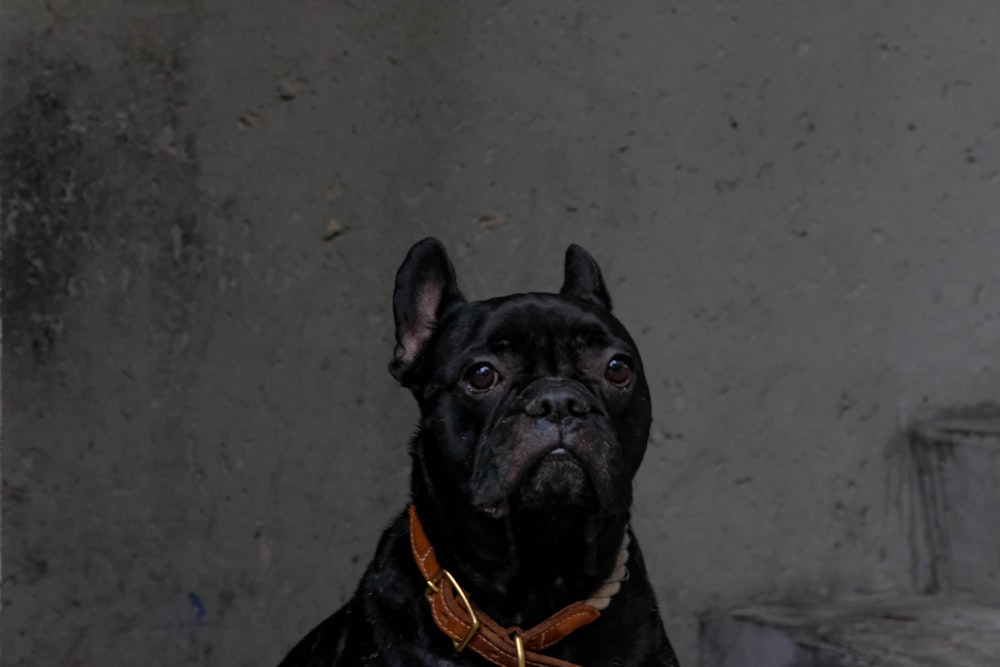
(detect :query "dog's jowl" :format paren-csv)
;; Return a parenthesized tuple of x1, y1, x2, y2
(278, 239, 679, 666)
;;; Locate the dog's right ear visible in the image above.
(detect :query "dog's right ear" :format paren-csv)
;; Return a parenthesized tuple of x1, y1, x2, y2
(389, 238, 465, 384)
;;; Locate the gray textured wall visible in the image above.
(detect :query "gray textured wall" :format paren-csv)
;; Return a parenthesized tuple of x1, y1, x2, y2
(3, 2, 999, 666)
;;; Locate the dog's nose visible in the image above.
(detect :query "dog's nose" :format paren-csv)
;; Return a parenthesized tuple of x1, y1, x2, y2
(523, 383, 594, 420)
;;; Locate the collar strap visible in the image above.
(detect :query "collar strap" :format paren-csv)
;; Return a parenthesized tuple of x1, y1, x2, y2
(409, 504, 629, 667)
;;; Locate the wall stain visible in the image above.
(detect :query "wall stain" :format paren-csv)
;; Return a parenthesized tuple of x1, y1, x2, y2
(1, 58, 94, 364)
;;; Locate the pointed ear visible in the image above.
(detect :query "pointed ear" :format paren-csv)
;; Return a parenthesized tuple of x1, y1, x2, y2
(389, 238, 465, 383)
(559, 244, 612, 310)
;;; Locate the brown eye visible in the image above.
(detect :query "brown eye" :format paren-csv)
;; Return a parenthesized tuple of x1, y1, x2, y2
(605, 357, 632, 386)
(465, 363, 500, 392)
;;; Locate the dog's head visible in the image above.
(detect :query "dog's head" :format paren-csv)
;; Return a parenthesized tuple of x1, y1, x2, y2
(391, 238, 651, 520)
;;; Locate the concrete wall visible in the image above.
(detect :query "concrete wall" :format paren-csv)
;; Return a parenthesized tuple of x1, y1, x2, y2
(3, 2, 998, 665)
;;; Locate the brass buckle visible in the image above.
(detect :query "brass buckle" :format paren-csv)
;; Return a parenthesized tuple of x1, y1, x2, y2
(425, 568, 480, 652)
(513, 631, 526, 667)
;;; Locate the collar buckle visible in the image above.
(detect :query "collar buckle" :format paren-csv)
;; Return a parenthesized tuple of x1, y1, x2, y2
(512, 630, 526, 667)
(425, 567, 480, 652)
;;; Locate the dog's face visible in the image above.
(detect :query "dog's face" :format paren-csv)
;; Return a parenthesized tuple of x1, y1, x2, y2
(390, 239, 651, 520)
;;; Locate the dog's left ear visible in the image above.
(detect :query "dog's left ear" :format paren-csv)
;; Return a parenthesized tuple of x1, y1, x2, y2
(560, 244, 612, 311)
(389, 238, 466, 383)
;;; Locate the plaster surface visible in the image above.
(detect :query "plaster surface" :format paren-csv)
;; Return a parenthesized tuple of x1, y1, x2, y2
(3, 3, 999, 665)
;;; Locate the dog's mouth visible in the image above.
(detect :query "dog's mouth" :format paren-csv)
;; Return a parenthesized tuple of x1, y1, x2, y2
(515, 444, 595, 510)
(470, 427, 613, 519)
(530, 442, 586, 474)
(546, 445, 572, 460)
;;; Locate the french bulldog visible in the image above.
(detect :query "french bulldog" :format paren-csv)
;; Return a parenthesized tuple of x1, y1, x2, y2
(278, 238, 678, 666)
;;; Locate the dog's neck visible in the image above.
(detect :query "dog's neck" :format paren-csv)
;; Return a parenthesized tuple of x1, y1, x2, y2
(411, 467, 630, 628)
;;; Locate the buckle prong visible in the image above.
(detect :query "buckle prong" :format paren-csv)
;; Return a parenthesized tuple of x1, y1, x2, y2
(424, 569, 442, 598)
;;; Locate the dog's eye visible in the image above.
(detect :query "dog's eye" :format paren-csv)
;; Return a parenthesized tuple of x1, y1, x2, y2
(465, 363, 500, 392)
(605, 357, 632, 387)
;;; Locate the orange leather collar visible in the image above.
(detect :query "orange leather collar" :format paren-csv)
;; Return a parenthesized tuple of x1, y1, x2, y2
(409, 504, 605, 667)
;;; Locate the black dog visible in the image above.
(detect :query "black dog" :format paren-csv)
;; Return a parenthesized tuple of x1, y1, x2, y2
(278, 239, 678, 666)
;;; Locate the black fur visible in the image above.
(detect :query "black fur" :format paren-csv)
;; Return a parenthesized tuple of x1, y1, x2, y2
(278, 239, 679, 666)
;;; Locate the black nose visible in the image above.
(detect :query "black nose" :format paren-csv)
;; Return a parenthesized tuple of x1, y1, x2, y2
(523, 381, 594, 420)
